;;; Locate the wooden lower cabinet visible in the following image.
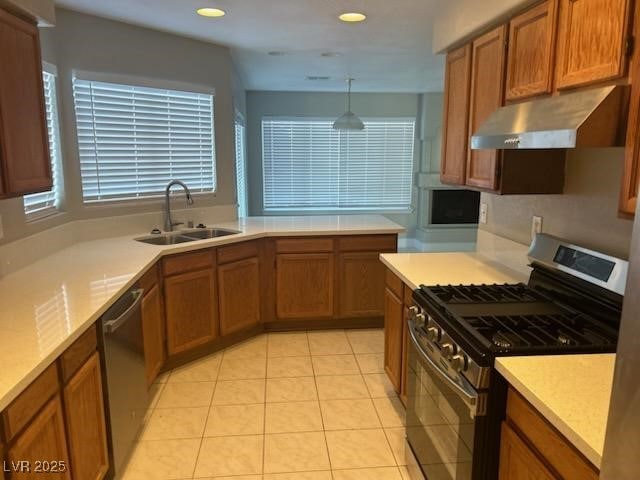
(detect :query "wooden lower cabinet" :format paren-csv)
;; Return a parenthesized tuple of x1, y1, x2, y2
(338, 252, 386, 317)
(218, 257, 261, 335)
(499, 422, 556, 480)
(276, 253, 334, 319)
(501, 387, 599, 480)
(62, 352, 108, 480)
(400, 304, 410, 403)
(164, 268, 218, 356)
(141, 283, 165, 385)
(384, 285, 404, 392)
(6, 396, 70, 480)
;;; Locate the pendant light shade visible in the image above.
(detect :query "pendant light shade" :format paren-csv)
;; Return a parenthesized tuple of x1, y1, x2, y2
(333, 78, 364, 130)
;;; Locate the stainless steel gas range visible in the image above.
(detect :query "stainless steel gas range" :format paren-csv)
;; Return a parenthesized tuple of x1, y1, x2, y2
(404, 234, 628, 480)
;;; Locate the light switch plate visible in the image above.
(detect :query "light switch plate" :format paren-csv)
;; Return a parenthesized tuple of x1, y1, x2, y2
(479, 203, 488, 224)
(532, 215, 542, 240)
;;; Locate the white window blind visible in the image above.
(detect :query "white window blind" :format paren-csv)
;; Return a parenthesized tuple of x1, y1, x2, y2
(23, 70, 61, 219)
(235, 121, 248, 217)
(72, 78, 216, 202)
(262, 118, 415, 212)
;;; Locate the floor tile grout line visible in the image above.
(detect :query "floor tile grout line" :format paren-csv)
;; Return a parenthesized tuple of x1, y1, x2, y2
(190, 341, 223, 479)
(261, 332, 269, 476)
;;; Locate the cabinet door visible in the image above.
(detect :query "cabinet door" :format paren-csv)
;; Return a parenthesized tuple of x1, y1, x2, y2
(338, 252, 386, 317)
(218, 257, 261, 335)
(384, 287, 403, 393)
(506, 0, 558, 100)
(164, 268, 217, 355)
(63, 352, 109, 480)
(467, 25, 507, 191)
(441, 44, 472, 185)
(7, 396, 70, 480)
(499, 422, 557, 480)
(142, 284, 165, 385)
(0, 9, 51, 195)
(276, 253, 334, 319)
(555, 0, 631, 89)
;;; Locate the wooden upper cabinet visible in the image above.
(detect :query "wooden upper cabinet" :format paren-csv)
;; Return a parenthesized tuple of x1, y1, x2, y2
(6, 396, 71, 480)
(338, 252, 386, 317)
(499, 422, 557, 480)
(164, 267, 218, 356)
(63, 352, 109, 480)
(555, 0, 631, 89)
(506, 0, 558, 100)
(218, 257, 261, 335)
(620, 2, 640, 216)
(466, 25, 507, 191)
(276, 252, 334, 319)
(0, 9, 52, 196)
(441, 44, 472, 185)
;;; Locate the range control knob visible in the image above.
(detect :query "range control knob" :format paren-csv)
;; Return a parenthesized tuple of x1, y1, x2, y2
(408, 306, 419, 319)
(426, 326, 441, 342)
(441, 343, 457, 359)
(451, 353, 468, 372)
(414, 313, 426, 328)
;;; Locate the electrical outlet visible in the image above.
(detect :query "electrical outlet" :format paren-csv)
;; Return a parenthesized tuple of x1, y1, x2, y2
(479, 203, 488, 224)
(532, 215, 543, 240)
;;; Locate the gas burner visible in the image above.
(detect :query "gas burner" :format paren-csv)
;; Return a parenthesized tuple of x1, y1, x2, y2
(557, 332, 575, 346)
(492, 332, 523, 349)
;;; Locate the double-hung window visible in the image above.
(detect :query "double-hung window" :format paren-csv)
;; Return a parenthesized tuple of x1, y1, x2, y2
(261, 117, 415, 213)
(23, 66, 62, 220)
(72, 77, 216, 202)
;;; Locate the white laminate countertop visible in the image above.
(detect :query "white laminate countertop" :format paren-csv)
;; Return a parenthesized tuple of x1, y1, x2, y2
(379, 251, 529, 290)
(0, 215, 403, 411)
(496, 354, 614, 468)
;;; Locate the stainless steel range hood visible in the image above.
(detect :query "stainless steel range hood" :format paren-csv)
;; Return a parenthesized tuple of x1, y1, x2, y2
(471, 85, 626, 150)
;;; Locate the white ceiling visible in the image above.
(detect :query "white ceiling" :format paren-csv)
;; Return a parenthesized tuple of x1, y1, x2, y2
(55, 0, 445, 93)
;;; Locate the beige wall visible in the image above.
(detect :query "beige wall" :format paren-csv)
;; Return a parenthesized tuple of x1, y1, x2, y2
(480, 148, 634, 258)
(0, 8, 242, 245)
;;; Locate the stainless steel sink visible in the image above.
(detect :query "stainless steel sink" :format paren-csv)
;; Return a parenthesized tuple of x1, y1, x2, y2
(135, 228, 241, 245)
(135, 234, 195, 245)
(181, 228, 241, 240)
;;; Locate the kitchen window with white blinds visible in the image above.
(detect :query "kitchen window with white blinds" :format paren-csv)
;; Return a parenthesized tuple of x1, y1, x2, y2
(262, 118, 415, 212)
(235, 120, 248, 217)
(23, 69, 62, 219)
(72, 78, 216, 202)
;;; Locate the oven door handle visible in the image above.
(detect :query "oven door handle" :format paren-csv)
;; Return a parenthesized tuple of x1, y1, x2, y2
(408, 319, 484, 418)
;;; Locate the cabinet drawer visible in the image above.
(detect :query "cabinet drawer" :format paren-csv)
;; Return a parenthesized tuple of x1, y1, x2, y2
(338, 235, 397, 252)
(385, 269, 403, 299)
(2, 363, 59, 441)
(218, 241, 259, 264)
(139, 263, 160, 293)
(163, 250, 213, 276)
(506, 388, 598, 479)
(275, 237, 334, 253)
(59, 324, 97, 383)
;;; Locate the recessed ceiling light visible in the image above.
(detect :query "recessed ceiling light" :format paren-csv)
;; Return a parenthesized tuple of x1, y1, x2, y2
(196, 7, 226, 17)
(339, 12, 367, 23)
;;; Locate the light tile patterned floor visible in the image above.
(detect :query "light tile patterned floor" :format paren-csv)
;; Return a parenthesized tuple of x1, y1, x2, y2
(121, 328, 413, 480)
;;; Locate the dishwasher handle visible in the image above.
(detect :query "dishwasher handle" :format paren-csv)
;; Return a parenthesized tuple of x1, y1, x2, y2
(104, 289, 144, 333)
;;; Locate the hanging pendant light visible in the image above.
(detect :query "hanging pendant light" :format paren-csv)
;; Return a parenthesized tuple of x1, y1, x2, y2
(333, 78, 364, 130)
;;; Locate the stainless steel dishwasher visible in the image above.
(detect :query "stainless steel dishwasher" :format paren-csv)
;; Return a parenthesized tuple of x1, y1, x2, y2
(100, 288, 149, 479)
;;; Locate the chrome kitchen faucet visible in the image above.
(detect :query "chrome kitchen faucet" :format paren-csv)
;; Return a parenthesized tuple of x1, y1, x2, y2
(163, 180, 194, 232)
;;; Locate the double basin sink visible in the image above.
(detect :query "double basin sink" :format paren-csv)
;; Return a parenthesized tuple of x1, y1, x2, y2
(135, 227, 241, 245)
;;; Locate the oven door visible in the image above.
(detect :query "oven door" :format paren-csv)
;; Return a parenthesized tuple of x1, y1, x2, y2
(406, 319, 482, 480)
